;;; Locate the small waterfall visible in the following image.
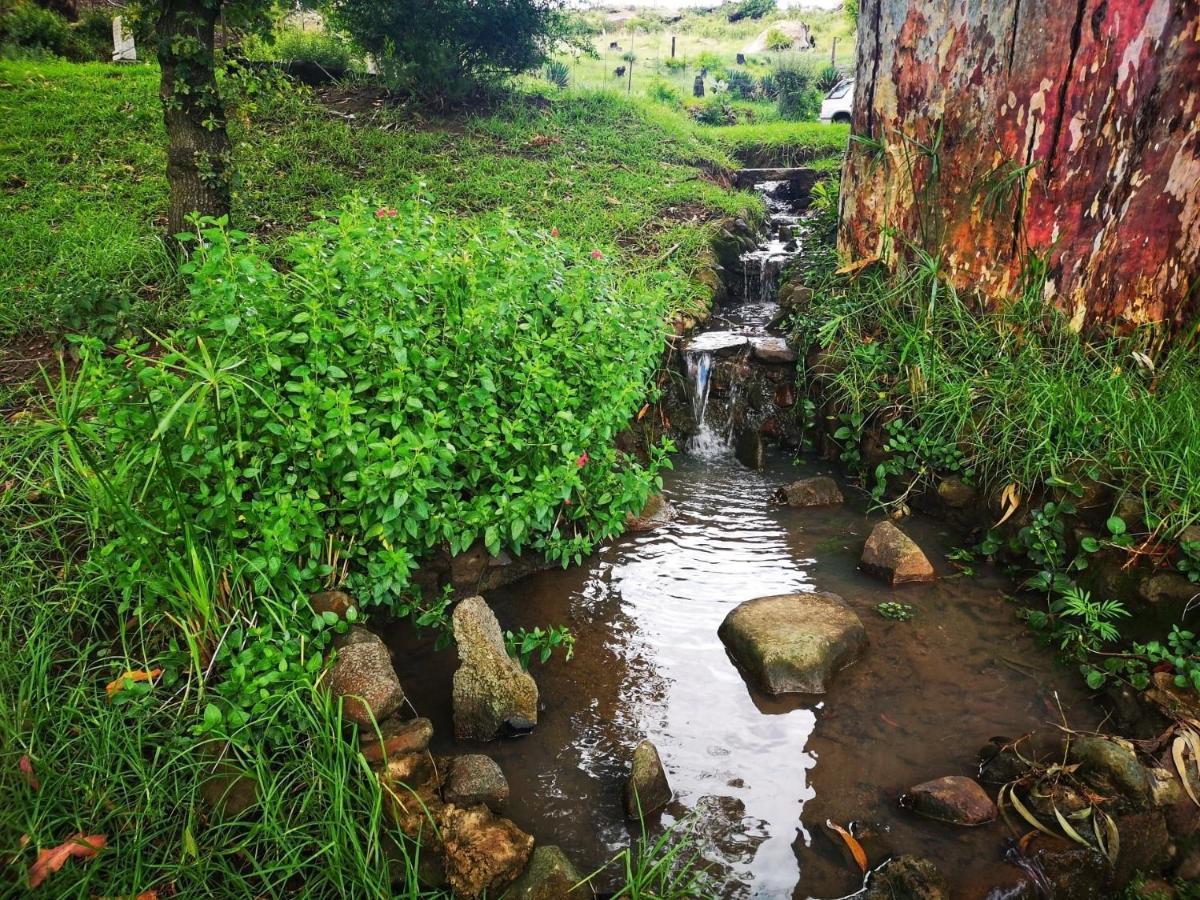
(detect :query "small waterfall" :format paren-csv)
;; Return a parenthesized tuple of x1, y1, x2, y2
(684, 350, 727, 457)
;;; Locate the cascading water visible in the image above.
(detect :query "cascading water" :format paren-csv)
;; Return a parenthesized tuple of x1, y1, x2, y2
(683, 349, 725, 457)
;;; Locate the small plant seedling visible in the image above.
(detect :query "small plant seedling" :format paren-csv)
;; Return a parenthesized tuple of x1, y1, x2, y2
(876, 601, 914, 621)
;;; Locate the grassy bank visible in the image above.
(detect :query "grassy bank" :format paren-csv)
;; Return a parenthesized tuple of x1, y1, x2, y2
(789, 195, 1200, 696)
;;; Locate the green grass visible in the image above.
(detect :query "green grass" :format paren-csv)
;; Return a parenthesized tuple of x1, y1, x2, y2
(707, 120, 849, 165)
(0, 58, 762, 340)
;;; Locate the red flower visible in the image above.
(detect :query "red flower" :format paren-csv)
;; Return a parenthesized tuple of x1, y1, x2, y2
(375, 207, 398, 219)
(551, 227, 560, 237)
(590, 249, 604, 259)
(576, 452, 589, 468)
(564, 498, 572, 506)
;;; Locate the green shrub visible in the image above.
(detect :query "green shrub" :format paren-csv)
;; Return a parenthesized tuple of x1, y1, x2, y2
(544, 58, 569, 88)
(694, 94, 735, 125)
(815, 64, 841, 93)
(50, 197, 668, 661)
(661, 55, 687, 71)
(772, 55, 819, 120)
(0, 2, 70, 55)
(728, 0, 775, 22)
(722, 67, 756, 100)
(647, 78, 680, 105)
(763, 27, 792, 51)
(250, 26, 359, 72)
(695, 50, 723, 72)
(70, 8, 113, 61)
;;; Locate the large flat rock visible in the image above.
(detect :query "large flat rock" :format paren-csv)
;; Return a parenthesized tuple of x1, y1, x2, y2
(718, 592, 867, 694)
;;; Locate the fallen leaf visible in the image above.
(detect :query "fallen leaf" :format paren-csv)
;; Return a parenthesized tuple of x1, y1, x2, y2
(824, 819, 867, 873)
(1173, 734, 1200, 807)
(995, 482, 1022, 527)
(636, 403, 650, 422)
(106, 668, 163, 699)
(880, 713, 900, 728)
(29, 833, 106, 888)
(19, 755, 38, 790)
(835, 255, 879, 276)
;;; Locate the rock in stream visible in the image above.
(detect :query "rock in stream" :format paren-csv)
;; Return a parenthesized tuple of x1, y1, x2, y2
(452, 596, 538, 741)
(861, 521, 936, 585)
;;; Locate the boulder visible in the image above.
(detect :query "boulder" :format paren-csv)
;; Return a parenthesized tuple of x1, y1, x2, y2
(776, 476, 843, 508)
(1138, 572, 1199, 606)
(750, 337, 798, 365)
(438, 803, 534, 899)
(863, 855, 949, 900)
(1068, 735, 1154, 806)
(624, 739, 672, 818)
(452, 597, 538, 741)
(380, 752, 445, 845)
(507, 845, 587, 899)
(735, 427, 764, 470)
(328, 626, 405, 727)
(718, 592, 866, 695)
(903, 776, 997, 825)
(309, 589, 356, 619)
(935, 476, 976, 509)
(625, 493, 674, 533)
(361, 716, 433, 764)
(444, 754, 510, 811)
(861, 521, 936, 585)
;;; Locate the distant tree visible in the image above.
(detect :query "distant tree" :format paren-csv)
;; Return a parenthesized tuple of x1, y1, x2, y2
(127, 0, 272, 237)
(328, 0, 573, 99)
(727, 0, 775, 23)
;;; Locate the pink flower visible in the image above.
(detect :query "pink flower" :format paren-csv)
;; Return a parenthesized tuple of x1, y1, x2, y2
(590, 249, 604, 259)
(564, 498, 572, 506)
(576, 452, 589, 468)
(375, 207, 398, 219)
(551, 227, 560, 237)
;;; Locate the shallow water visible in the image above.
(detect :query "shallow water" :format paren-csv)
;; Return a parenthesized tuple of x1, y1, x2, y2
(387, 451, 1102, 898)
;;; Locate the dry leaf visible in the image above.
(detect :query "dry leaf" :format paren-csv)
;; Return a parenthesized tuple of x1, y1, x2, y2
(995, 483, 1022, 527)
(29, 834, 106, 888)
(824, 819, 867, 873)
(835, 256, 879, 276)
(636, 403, 650, 422)
(106, 668, 163, 699)
(19, 755, 38, 790)
(1173, 735, 1200, 807)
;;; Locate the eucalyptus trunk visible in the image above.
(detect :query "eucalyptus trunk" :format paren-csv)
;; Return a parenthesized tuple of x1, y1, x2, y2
(839, 0, 1200, 335)
(156, 0, 232, 239)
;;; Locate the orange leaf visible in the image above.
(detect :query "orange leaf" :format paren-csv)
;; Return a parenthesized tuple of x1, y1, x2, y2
(29, 833, 106, 888)
(106, 668, 163, 699)
(636, 403, 650, 422)
(835, 255, 879, 277)
(825, 819, 867, 873)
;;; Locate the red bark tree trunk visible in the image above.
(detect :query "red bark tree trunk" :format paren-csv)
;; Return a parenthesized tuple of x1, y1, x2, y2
(839, 0, 1200, 335)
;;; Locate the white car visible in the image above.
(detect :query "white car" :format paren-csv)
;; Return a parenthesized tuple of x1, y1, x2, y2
(819, 78, 854, 124)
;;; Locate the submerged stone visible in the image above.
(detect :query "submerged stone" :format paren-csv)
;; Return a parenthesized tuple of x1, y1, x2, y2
(623, 739, 672, 818)
(861, 521, 936, 585)
(776, 475, 843, 508)
(328, 626, 405, 727)
(904, 775, 997, 825)
(625, 493, 674, 532)
(451, 596, 538, 741)
(507, 845, 586, 899)
(735, 427, 764, 470)
(718, 592, 867, 694)
(863, 855, 949, 900)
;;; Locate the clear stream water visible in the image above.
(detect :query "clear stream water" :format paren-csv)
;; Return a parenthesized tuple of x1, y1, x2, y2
(386, 182, 1103, 898)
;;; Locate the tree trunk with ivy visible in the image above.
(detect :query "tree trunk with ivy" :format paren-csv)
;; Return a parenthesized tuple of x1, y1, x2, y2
(839, 0, 1200, 336)
(156, 0, 231, 239)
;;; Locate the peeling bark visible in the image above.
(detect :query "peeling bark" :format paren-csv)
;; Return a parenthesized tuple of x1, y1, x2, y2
(839, 0, 1200, 335)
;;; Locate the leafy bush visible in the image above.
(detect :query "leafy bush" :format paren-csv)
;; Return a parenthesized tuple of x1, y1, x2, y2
(52, 196, 668, 635)
(544, 58, 569, 89)
(816, 64, 841, 93)
(772, 55, 819, 120)
(329, 0, 572, 99)
(693, 94, 736, 125)
(661, 55, 687, 71)
(647, 78, 680, 105)
(246, 26, 359, 73)
(845, 0, 859, 24)
(695, 50, 723, 72)
(722, 67, 756, 100)
(0, 2, 70, 55)
(71, 8, 114, 61)
(764, 27, 792, 51)
(728, 0, 775, 22)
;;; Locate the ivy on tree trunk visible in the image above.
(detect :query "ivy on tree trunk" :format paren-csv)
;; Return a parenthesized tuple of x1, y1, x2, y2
(156, 0, 231, 238)
(839, 0, 1200, 336)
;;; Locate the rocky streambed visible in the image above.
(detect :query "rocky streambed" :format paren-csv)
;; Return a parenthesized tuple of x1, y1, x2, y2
(312, 173, 1200, 898)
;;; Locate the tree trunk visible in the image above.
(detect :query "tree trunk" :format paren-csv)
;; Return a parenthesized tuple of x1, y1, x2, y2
(839, 0, 1200, 335)
(157, 0, 231, 239)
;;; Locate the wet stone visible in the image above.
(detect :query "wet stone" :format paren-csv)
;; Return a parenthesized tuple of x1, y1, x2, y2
(309, 588, 356, 619)
(776, 475, 843, 508)
(438, 803, 534, 899)
(861, 521, 936, 585)
(935, 476, 976, 509)
(750, 336, 798, 364)
(625, 493, 674, 533)
(328, 626, 405, 728)
(507, 845, 586, 899)
(904, 775, 997, 826)
(718, 592, 867, 695)
(444, 754, 510, 811)
(452, 597, 538, 741)
(735, 428, 764, 470)
(360, 716, 433, 764)
(977, 737, 1033, 787)
(624, 739, 672, 818)
(1068, 735, 1154, 806)
(863, 855, 949, 900)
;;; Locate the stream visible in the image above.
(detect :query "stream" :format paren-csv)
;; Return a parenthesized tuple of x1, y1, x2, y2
(387, 179, 1104, 898)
